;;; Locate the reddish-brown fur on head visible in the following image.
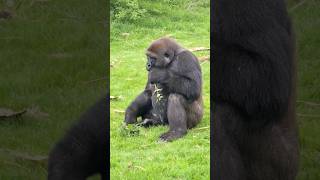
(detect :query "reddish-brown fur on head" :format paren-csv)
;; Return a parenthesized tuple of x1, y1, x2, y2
(145, 37, 183, 68)
(146, 38, 182, 55)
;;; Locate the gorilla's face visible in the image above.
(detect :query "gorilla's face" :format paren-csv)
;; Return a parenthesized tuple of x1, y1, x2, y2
(145, 39, 176, 71)
(145, 52, 171, 71)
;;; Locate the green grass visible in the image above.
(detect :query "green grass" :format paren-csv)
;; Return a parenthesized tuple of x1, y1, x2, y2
(110, 0, 210, 179)
(0, 0, 106, 179)
(289, 0, 320, 179)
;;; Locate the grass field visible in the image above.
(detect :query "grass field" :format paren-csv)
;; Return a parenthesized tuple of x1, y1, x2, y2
(110, 0, 210, 179)
(0, 0, 106, 179)
(289, 0, 320, 179)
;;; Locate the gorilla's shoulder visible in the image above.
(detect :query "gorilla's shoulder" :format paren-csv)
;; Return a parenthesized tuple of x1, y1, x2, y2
(173, 51, 200, 71)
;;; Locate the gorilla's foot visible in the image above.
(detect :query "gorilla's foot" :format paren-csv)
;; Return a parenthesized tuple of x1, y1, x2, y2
(159, 130, 187, 142)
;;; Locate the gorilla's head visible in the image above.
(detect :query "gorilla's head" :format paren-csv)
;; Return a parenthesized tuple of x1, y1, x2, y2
(145, 37, 183, 71)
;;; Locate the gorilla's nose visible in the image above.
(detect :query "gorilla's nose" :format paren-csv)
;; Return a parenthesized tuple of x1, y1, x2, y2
(146, 62, 152, 71)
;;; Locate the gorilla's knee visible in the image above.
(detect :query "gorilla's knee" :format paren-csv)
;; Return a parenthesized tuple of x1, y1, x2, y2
(168, 93, 186, 106)
(167, 94, 187, 120)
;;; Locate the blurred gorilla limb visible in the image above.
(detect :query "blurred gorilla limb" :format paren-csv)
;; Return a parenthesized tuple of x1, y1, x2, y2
(48, 96, 108, 180)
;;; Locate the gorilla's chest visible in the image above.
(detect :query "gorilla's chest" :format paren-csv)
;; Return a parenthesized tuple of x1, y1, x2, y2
(151, 84, 169, 123)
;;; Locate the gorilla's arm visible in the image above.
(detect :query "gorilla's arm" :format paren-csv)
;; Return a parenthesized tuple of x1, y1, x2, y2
(48, 96, 108, 180)
(167, 72, 201, 101)
(213, 0, 293, 121)
(149, 52, 202, 101)
(124, 89, 152, 124)
(213, 41, 292, 121)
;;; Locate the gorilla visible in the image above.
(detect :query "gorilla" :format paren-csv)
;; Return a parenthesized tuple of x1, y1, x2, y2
(211, 0, 299, 180)
(124, 38, 203, 141)
(48, 96, 108, 180)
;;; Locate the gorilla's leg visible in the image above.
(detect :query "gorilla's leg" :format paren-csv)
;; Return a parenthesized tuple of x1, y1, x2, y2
(213, 103, 246, 180)
(125, 90, 152, 124)
(159, 93, 187, 141)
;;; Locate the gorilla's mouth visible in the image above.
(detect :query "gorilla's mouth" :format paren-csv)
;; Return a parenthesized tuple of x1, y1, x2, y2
(146, 56, 155, 71)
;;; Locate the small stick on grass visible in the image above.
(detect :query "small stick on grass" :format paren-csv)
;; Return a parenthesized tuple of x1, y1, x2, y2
(193, 126, 210, 131)
(297, 100, 320, 107)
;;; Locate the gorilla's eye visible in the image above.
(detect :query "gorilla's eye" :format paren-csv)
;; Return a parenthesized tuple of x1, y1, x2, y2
(149, 57, 156, 61)
(164, 53, 170, 58)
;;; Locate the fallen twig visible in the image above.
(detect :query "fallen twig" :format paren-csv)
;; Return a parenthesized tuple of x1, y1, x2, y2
(110, 96, 123, 101)
(198, 55, 210, 62)
(141, 143, 156, 148)
(189, 47, 210, 52)
(193, 126, 210, 131)
(290, 0, 308, 12)
(0, 108, 26, 120)
(297, 100, 320, 107)
(26, 106, 49, 118)
(113, 109, 125, 113)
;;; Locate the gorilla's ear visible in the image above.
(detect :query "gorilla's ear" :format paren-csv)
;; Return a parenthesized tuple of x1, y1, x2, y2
(166, 48, 175, 62)
(162, 48, 175, 66)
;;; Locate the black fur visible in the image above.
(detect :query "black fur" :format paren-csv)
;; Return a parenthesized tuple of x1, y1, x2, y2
(125, 38, 203, 141)
(211, 0, 299, 179)
(48, 96, 108, 180)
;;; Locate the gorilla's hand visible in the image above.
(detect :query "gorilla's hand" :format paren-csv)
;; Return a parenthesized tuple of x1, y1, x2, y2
(148, 68, 170, 84)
